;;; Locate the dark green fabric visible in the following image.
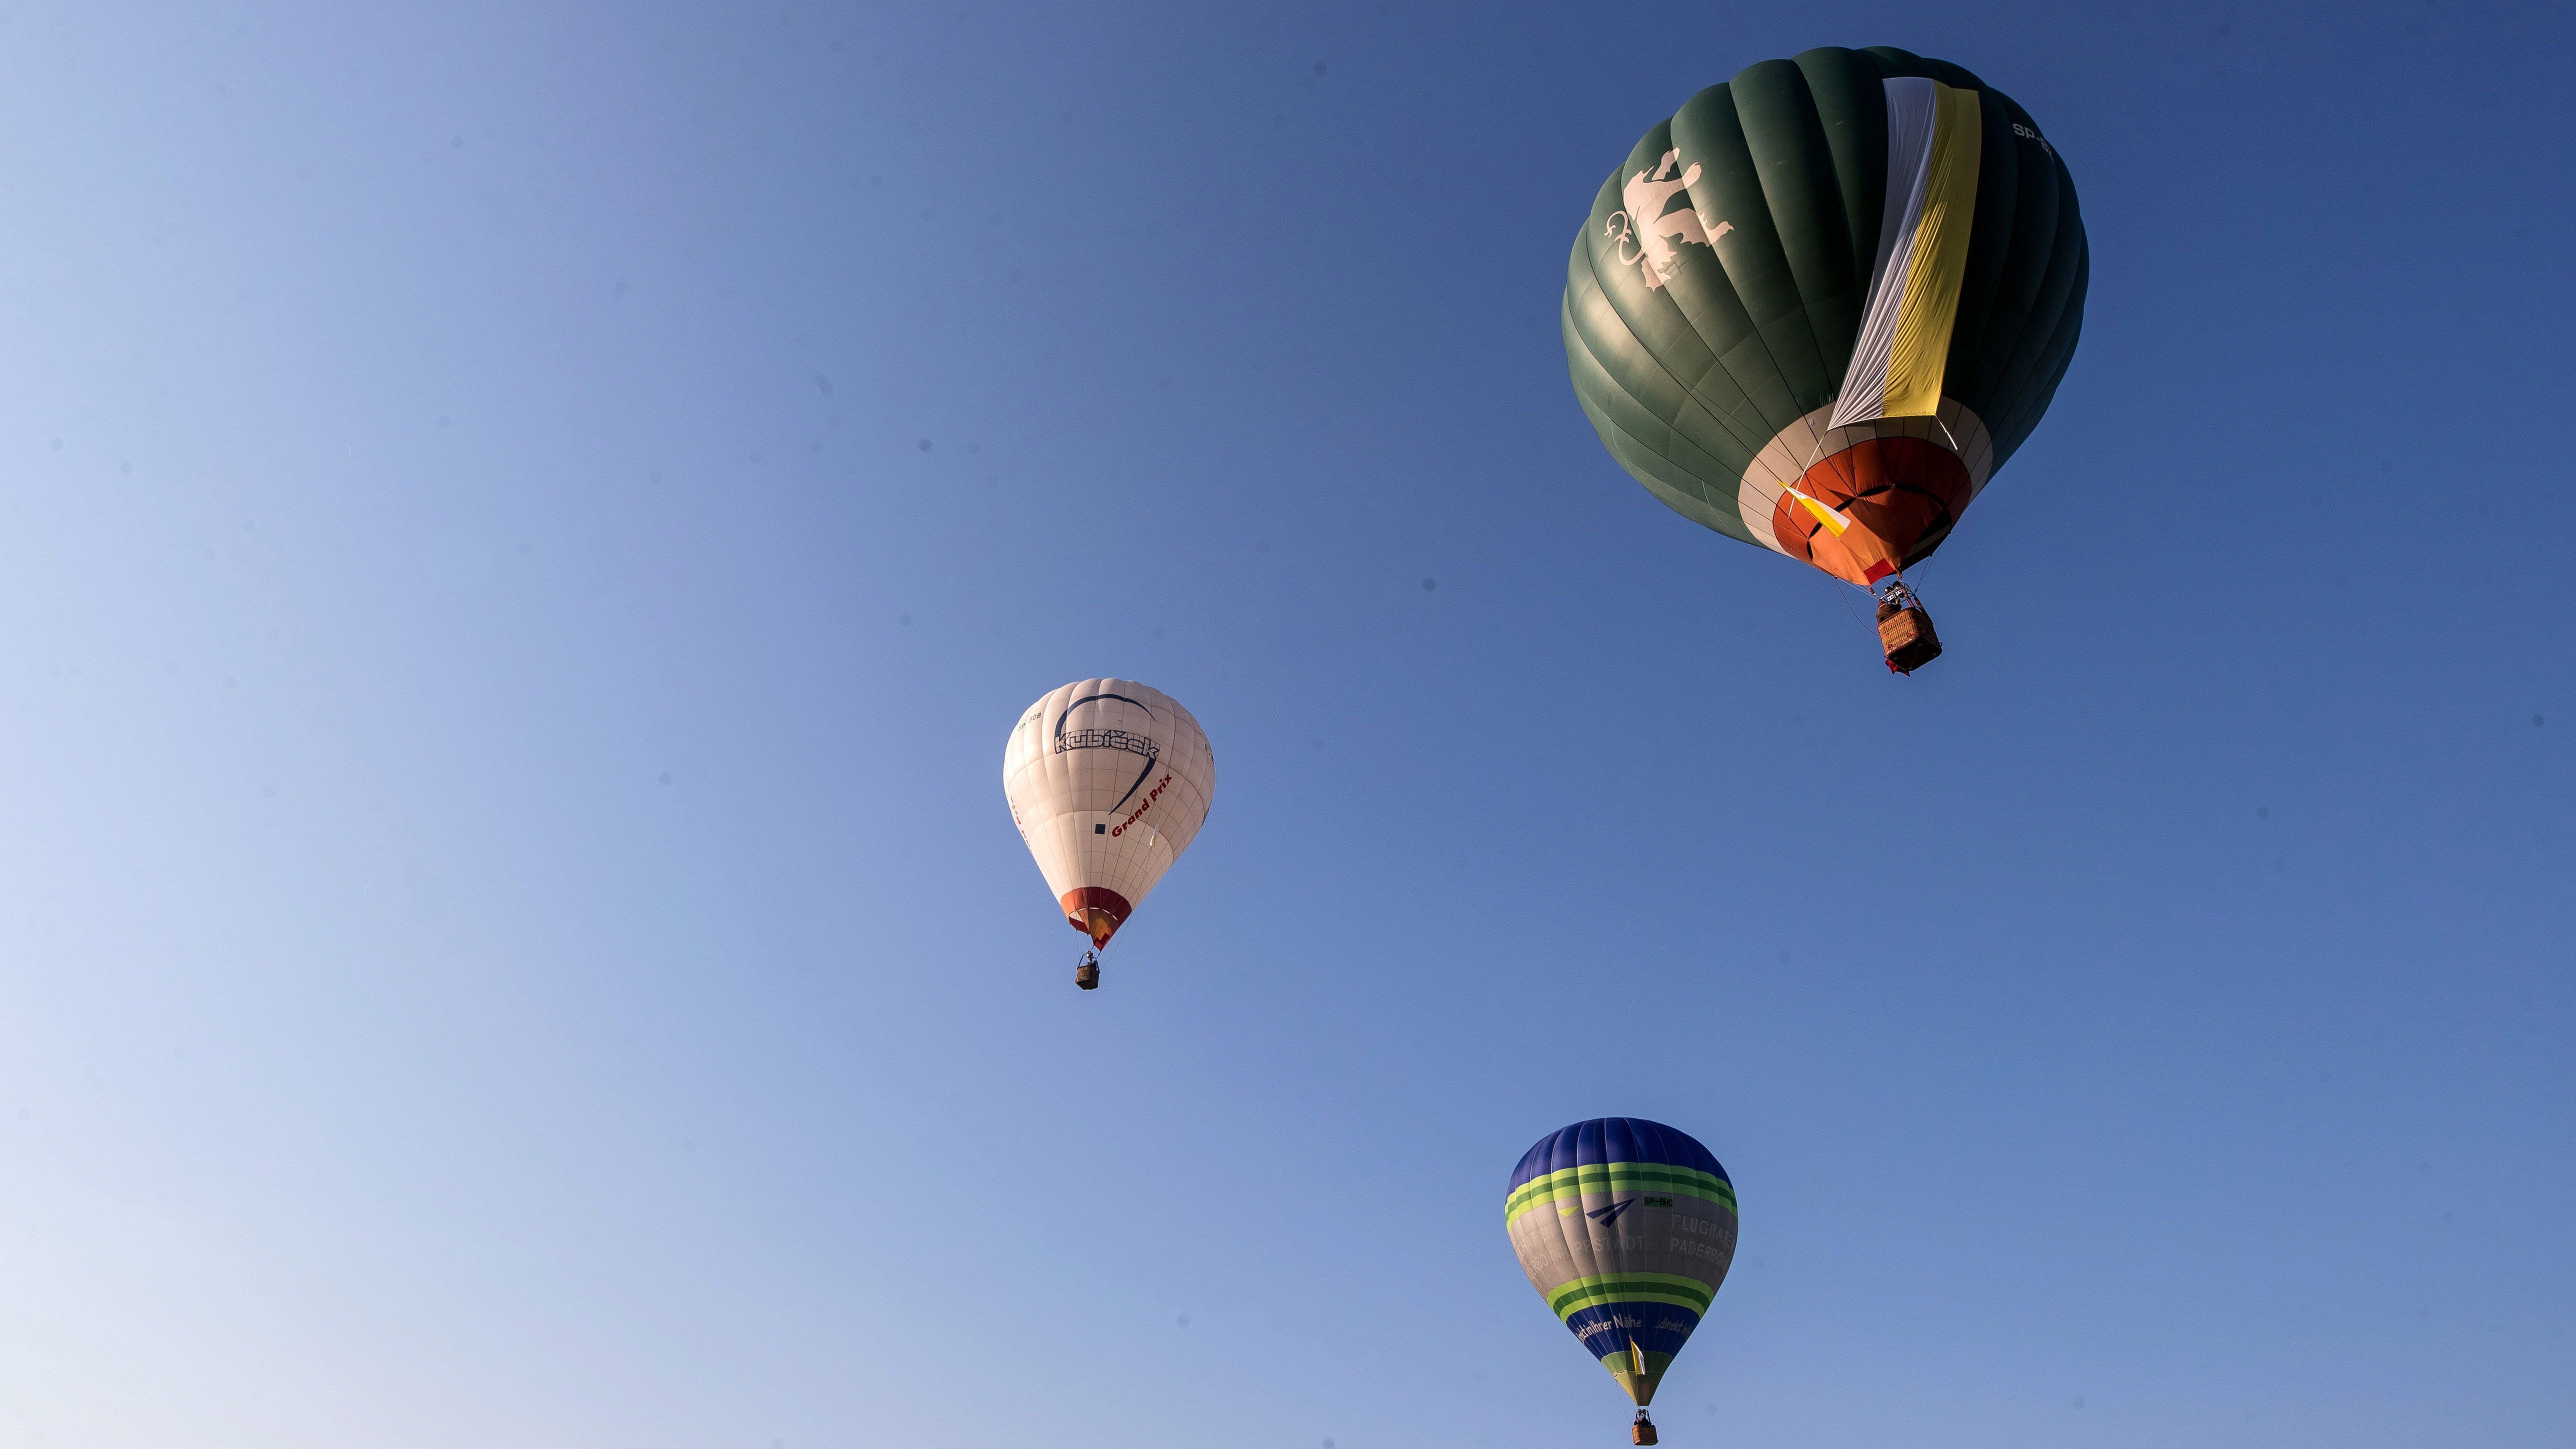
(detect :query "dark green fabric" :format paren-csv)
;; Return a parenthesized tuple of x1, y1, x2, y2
(1564, 46, 2088, 552)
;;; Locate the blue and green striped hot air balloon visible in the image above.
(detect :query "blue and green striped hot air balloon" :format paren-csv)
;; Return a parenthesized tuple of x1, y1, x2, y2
(1507, 1119, 1737, 1442)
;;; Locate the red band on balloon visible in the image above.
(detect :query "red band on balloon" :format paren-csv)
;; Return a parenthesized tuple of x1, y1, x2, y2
(1060, 886, 1134, 948)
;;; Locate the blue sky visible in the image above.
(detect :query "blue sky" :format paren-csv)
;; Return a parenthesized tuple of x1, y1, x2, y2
(0, 2, 2568, 1446)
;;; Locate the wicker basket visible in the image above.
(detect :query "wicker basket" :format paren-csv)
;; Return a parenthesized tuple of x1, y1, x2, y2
(1876, 600, 1944, 674)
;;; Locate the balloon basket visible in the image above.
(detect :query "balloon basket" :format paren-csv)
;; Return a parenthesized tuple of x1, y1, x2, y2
(1632, 1410, 1658, 1446)
(1875, 582, 1942, 674)
(1074, 953, 1100, 990)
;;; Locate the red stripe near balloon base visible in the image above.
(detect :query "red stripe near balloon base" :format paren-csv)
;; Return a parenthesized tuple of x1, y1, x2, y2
(1060, 886, 1134, 948)
(1770, 436, 1972, 587)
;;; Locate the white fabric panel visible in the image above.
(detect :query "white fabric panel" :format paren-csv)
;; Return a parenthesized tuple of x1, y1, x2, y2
(1828, 76, 1942, 432)
(1734, 400, 1993, 556)
(1000, 678, 1216, 918)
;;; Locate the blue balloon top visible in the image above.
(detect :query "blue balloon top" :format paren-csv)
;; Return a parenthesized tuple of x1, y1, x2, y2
(1507, 1117, 1728, 1195)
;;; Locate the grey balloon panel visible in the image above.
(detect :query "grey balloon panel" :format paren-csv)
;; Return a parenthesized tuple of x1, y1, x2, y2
(1509, 1194, 1740, 1304)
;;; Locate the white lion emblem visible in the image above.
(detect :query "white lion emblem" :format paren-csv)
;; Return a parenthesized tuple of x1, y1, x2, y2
(1606, 150, 1732, 289)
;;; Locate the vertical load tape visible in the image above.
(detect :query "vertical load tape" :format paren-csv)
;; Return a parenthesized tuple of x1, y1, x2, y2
(1828, 78, 1984, 429)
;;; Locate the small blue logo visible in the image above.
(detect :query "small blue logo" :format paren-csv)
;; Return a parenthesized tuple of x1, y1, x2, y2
(1586, 1198, 1638, 1226)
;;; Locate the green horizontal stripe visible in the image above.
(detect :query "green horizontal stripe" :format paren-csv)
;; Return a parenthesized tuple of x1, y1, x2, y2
(1556, 1294, 1706, 1324)
(1507, 1163, 1733, 1212)
(1560, 1292, 1706, 1320)
(1553, 1288, 1710, 1318)
(1550, 1270, 1715, 1298)
(1547, 1272, 1716, 1317)
(1506, 1164, 1737, 1222)
(1508, 1180, 1732, 1220)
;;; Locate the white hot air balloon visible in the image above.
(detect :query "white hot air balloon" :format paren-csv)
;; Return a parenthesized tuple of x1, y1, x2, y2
(1002, 680, 1214, 990)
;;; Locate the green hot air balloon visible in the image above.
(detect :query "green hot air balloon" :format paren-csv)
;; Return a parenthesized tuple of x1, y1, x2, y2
(1563, 46, 2087, 672)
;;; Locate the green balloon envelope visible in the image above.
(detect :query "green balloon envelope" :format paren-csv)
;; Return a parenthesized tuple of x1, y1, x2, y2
(1564, 46, 2087, 589)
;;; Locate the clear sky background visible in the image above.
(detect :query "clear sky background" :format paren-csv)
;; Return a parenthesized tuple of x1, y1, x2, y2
(0, 2, 2568, 1446)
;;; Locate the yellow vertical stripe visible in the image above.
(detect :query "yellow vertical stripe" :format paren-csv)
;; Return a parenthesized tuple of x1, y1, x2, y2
(1882, 84, 1982, 418)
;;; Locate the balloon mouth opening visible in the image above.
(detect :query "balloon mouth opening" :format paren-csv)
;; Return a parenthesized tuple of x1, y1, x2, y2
(1606, 1342, 1670, 1406)
(1073, 908, 1118, 948)
(1770, 436, 1970, 587)
(1059, 886, 1134, 948)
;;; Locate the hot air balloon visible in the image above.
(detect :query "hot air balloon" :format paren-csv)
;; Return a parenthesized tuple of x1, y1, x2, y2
(1002, 679, 1214, 990)
(1508, 1118, 1737, 1445)
(1564, 46, 2088, 672)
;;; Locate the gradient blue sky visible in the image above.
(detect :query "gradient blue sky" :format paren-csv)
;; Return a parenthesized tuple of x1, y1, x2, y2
(0, 3, 2568, 1446)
